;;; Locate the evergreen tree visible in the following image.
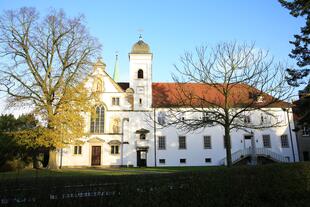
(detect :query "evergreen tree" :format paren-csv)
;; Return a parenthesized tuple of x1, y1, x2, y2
(279, 0, 310, 86)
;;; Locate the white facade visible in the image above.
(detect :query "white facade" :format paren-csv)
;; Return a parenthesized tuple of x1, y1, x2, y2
(57, 39, 299, 167)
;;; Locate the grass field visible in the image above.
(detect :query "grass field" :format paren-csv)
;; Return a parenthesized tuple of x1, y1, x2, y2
(0, 165, 226, 180)
(0, 163, 309, 206)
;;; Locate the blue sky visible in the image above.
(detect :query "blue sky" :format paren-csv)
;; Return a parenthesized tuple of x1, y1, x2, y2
(0, 0, 305, 83)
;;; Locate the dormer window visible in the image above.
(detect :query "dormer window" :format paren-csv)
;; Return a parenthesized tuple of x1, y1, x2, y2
(138, 69, 144, 79)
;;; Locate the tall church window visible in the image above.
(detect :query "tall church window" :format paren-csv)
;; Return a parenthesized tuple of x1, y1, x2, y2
(138, 69, 144, 79)
(90, 106, 105, 133)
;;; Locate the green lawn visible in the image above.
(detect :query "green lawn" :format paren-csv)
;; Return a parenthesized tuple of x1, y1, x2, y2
(125, 165, 226, 172)
(0, 168, 140, 180)
(0, 166, 225, 180)
(0, 163, 309, 206)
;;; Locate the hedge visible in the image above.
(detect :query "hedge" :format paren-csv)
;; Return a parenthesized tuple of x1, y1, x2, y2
(0, 162, 310, 207)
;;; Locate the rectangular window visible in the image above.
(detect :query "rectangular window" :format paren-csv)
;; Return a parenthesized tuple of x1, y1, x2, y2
(111, 145, 119, 154)
(179, 136, 186, 149)
(302, 125, 309, 136)
(244, 115, 251, 124)
(74, 146, 82, 155)
(158, 112, 166, 125)
(180, 158, 186, 164)
(112, 97, 120, 106)
(260, 113, 271, 125)
(281, 135, 289, 148)
(202, 113, 213, 124)
(203, 136, 212, 149)
(159, 159, 165, 164)
(158, 136, 166, 150)
(262, 135, 271, 148)
(205, 158, 212, 163)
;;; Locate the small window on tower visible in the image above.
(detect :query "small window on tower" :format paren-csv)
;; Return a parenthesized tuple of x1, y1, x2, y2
(112, 97, 120, 106)
(138, 69, 144, 79)
(139, 98, 142, 105)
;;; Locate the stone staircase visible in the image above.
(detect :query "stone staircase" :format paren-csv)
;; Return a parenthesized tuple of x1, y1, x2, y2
(219, 148, 290, 165)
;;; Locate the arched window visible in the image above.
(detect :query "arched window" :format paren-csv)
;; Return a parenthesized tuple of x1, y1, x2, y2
(137, 69, 144, 79)
(90, 106, 105, 133)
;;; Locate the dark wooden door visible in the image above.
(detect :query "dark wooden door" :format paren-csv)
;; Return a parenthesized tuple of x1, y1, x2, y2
(304, 151, 309, 161)
(137, 150, 147, 167)
(91, 146, 101, 166)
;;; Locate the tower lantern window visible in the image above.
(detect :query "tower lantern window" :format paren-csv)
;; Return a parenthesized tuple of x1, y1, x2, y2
(138, 69, 144, 79)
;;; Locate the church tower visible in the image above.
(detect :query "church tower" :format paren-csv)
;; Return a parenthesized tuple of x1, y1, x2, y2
(129, 36, 153, 110)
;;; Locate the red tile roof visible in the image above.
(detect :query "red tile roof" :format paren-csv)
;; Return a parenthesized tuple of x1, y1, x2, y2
(152, 82, 290, 108)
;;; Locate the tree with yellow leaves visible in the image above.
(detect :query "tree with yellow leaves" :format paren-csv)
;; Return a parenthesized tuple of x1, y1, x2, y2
(0, 8, 101, 168)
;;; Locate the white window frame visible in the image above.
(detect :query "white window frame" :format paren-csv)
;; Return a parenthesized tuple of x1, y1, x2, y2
(180, 158, 186, 164)
(158, 136, 166, 150)
(111, 145, 120, 155)
(159, 159, 166, 164)
(178, 136, 186, 149)
(205, 158, 212, 163)
(280, 134, 289, 148)
(112, 97, 120, 106)
(262, 135, 271, 148)
(73, 146, 82, 155)
(203, 136, 212, 149)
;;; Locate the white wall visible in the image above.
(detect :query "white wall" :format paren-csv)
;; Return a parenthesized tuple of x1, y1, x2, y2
(58, 107, 298, 167)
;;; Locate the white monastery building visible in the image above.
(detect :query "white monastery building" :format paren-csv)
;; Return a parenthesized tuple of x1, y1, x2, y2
(57, 37, 299, 167)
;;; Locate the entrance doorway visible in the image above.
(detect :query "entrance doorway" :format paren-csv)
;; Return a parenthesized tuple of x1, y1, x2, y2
(303, 151, 309, 161)
(244, 135, 253, 149)
(91, 146, 101, 166)
(137, 150, 147, 167)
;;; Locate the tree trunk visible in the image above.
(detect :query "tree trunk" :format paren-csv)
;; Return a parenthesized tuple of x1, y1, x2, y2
(42, 149, 49, 167)
(225, 127, 232, 167)
(48, 150, 58, 169)
(32, 152, 40, 169)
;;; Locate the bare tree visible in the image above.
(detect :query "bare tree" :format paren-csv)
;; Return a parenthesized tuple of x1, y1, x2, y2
(157, 42, 293, 167)
(0, 7, 101, 168)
